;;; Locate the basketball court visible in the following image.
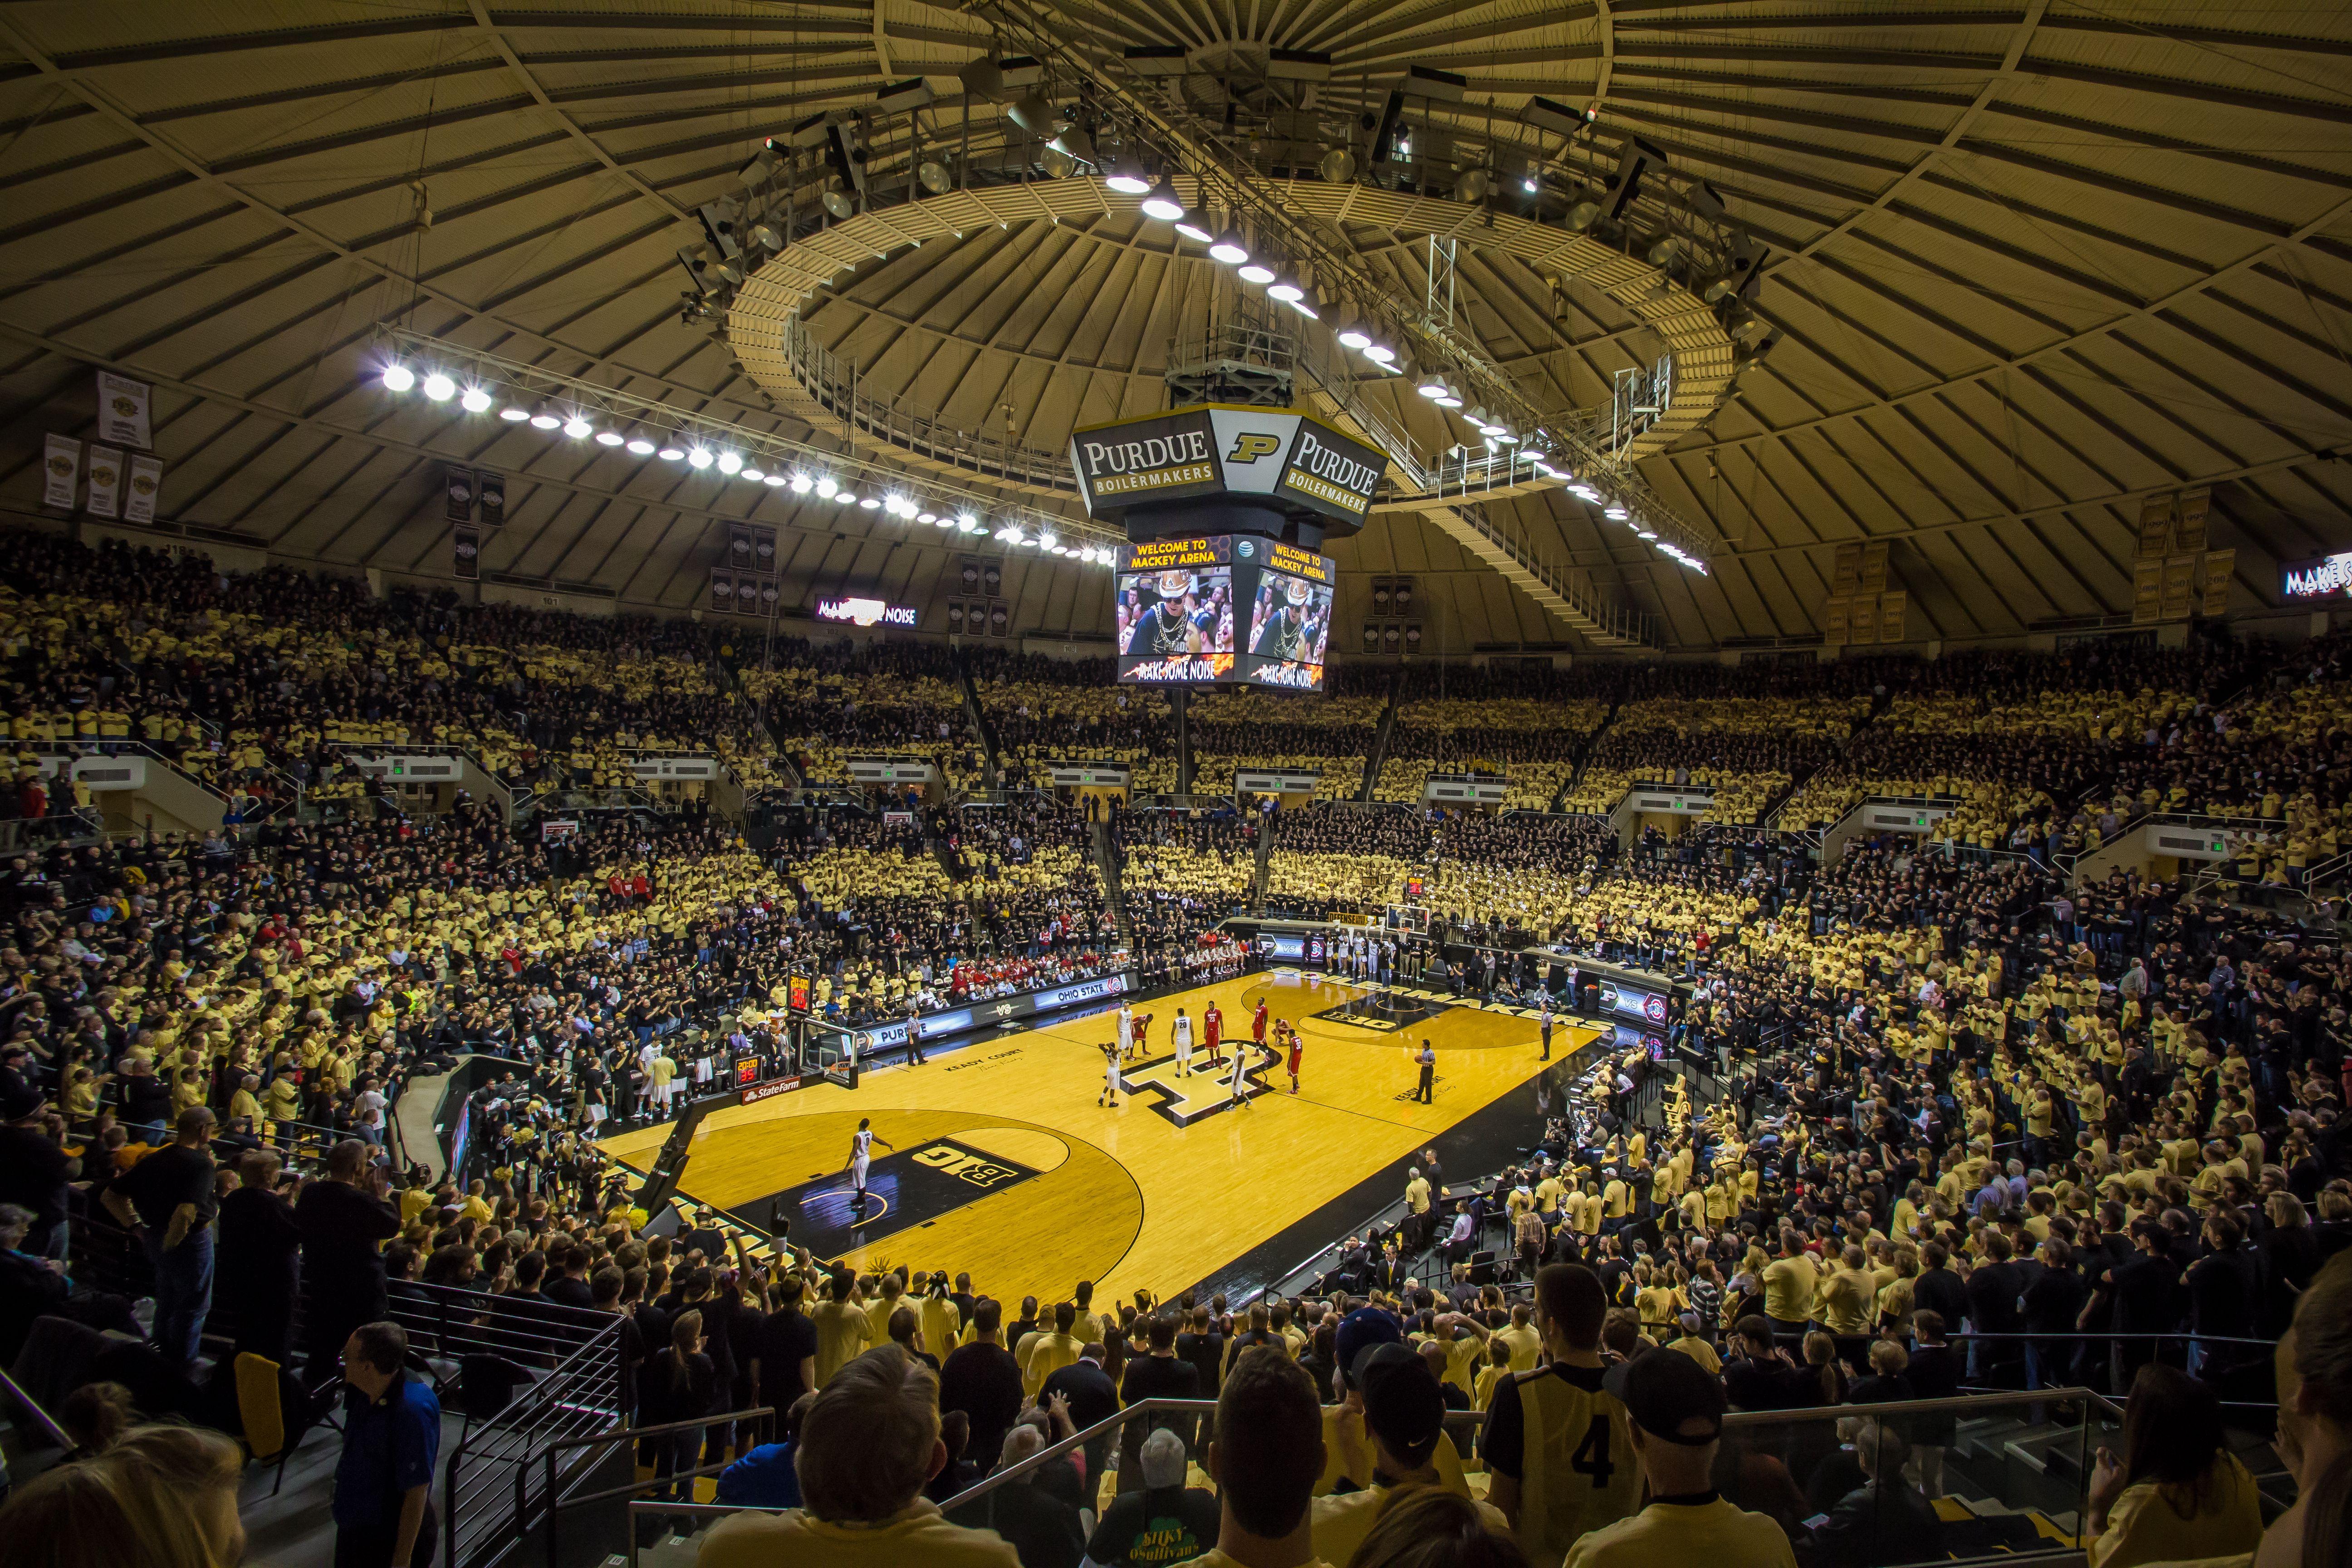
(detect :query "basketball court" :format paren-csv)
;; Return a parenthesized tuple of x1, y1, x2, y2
(598, 969, 1601, 1306)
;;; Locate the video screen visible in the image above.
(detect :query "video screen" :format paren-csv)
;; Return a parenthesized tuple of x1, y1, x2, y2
(1117, 563, 1235, 683)
(1243, 568, 1333, 691)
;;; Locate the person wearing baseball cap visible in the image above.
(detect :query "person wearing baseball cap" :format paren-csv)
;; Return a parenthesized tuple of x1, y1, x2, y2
(1311, 1343, 1507, 1567)
(1565, 1348, 1795, 1568)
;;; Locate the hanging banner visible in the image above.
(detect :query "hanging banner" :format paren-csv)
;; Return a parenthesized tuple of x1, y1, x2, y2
(444, 466, 474, 523)
(95, 371, 152, 449)
(710, 567, 737, 612)
(1831, 543, 1862, 595)
(2136, 495, 2173, 558)
(2201, 549, 2234, 617)
(1821, 596, 1850, 646)
(41, 434, 80, 510)
(454, 525, 480, 580)
(1848, 595, 1877, 643)
(83, 444, 123, 519)
(2132, 559, 2163, 623)
(2160, 554, 2197, 621)
(2173, 486, 2210, 554)
(478, 470, 505, 527)
(123, 453, 162, 524)
(1877, 590, 1907, 643)
(1857, 541, 1889, 593)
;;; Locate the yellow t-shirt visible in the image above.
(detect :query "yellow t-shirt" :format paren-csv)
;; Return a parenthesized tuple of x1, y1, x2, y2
(696, 1503, 1020, 1568)
(2087, 1455, 2264, 1568)
(1567, 1498, 1798, 1568)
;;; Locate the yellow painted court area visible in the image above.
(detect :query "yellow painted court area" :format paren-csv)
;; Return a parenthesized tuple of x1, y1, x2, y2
(600, 970, 1599, 1306)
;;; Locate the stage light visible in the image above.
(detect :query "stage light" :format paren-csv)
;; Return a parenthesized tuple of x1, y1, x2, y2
(1604, 505, 1629, 520)
(687, 447, 714, 469)
(1172, 211, 1215, 244)
(814, 476, 837, 498)
(1319, 147, 1357, 182)
(956, 514, 980, 532)
(1435, 379, 1464, 409)
(1362, 341, 1396, 363)
(595, 430, 624, 446)
(562, 415, 593, 439)
(763, 473, 786, 486)
(1287, 296, 1319, 319)
(1237, 258, 1277, 284)
(742, 467, 764, 481)
(657, 445, 685, 461)
(791, 473, 815, 494)
(1266, 273, 1304, 303)
(860, 495, 880, 508)
(460, 387, 492, 413)
(626, 436, 655, 456)
(716, 451, 743, 474)
(421, 372, 455, 402)
(1338, 326, 1372, 350)
(530, 411, 561, 430)
(834, 490, 857, 505)
(1104, 156, 1151, 195)
(1209, 230, 1250, 265)
(499, 406, 529, 421)
(918, 510, 937, 524)
(1636, 528, 1657, 539)
(1646, 235, 1679, 268)
(1038, 529, 1058, 550)
(1564, 199, 1599, 231)
(1523, 177, 1539, 193)
(381, 364, 415, 392)
(1416, 363, 1450, 400)
(1140, 179, 1184, 220)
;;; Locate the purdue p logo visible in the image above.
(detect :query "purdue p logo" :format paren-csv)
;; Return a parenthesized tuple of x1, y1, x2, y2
(1227, 432, 1283, 464)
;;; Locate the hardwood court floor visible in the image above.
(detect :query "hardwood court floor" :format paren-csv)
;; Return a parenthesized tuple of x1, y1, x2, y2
(600, 971, 1598, 1308)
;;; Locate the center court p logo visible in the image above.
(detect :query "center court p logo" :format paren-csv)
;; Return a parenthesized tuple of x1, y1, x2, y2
(911, 1144, 1025, 1188)
(1227, 432, 1283, 464)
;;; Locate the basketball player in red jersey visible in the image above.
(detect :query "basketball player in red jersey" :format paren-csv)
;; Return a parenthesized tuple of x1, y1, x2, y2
(1286, 1025, 1305, 1093)
(1252, 998, 1269, 1053)
(1203, 1000, 1224, 1068)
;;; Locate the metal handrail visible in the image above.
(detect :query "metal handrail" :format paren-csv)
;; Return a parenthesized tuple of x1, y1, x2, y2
(540, 1406, 775, 1568)
(0, 1363, 73, 1449)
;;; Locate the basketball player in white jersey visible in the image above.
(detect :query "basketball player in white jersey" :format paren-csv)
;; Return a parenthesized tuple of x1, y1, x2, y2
(1227, 1031, 1254, 1107)
(1173, 1006, 1194, 1075)
(842, 1117, 894, 1218)
(1099, 1039, 1122, 1107)
(1116, 1001, 1136, 1062)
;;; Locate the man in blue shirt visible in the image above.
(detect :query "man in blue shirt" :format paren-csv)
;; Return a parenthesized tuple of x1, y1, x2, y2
(335, 1321, 441, 1568)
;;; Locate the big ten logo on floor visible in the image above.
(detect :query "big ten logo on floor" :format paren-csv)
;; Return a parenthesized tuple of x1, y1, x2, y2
(911, 1143, 1028, 1188)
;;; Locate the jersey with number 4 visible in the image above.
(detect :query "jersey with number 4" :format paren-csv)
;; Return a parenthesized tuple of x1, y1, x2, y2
(1491, 1363, 1640, 1568)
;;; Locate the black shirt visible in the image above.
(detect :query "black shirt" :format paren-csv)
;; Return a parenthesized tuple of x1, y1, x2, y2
(1087, 1485, 1222, 1568)
(0, 1124, 71, 1247)
(1041, 1359, 1119, 1433)
(115, 1142, 216, 1230)
(754, 1308, 819, 1410)
(939, 1341, 1025, 1468)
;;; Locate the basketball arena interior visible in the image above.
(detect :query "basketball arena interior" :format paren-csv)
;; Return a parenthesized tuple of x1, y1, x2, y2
(0, 5, 2346, 1568)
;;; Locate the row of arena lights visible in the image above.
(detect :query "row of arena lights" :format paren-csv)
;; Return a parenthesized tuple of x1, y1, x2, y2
(379, 363, 1119, 564)
(1566, 480, 1709, 574)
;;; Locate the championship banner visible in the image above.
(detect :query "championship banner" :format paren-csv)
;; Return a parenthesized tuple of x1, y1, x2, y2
(2174, 486, 2210, 554)
(95, 371, 152, 449)
(478, 470, 505, 527)
(1856, 541, 1889, 593)
(2132, 559, 2163, 623)
(454, 525, 480, 579)
(1876, 590, 1907, 643)
(83, 444, 123, 519)
(123, 453, 162, 524)
(1848, 594, 1877, 643)
(2202, 549, 2233, 617)
(445, 465, 474, 523)
(2136, 494, 2173, 558)
(1821, 595, 1850, 646)
(2160, 554, 2198, 621)
(1830, 543, 1862, 595)
(710, 567, 736, 612)
(41, 433, 80, 510)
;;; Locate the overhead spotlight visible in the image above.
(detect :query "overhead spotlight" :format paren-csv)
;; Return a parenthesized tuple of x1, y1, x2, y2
(1416, 362, 1451, 400)
(595, 430, 624, 446)
(917, 160, 952, 195)
(626, 436, 656, 455)
(1319, 147, 1358, 182)
(1007, 93, 1069, 139)
(716, 451, 744, 474)
(742, 466, 765, 481)
(822, 187, 854, 220)
(1337, 325, 1372, 350)
(1362, 341, 1396, 363)
(687, 447, 714, 469)
(530, 410, 562, 430)
(1604, 505, 1630, 520)
(559, 414, 590, 439)
(1103, 156, 1151, 194)
(1266, 272, 1305, 303)
(815, 476, 837, 498)
(657, 445, 685, 461)
(1172, 210, 1215, 244)
(1237, 257, 1277, 285)
(1454, 169, 1491, 203)
(1209, 229, 1250, 265)
(1636, 529, 1657, 540)
(1563, 199, 1600, 231)
(1467, 405, 1498, 436)
(1286, 296, 1319, 319)
(421, 372, 455, 402)
(498, 406, 529, 421)
(747, 219, 784, 250)
(1435, 378, 1464, 409)
(1041, 146, 1080, 179)
(834, 490, 857, 505)
(763, 473, 786, 486)
(1704, 276, 1735, 303)
(1140, 179, 1184, 220)
(859, 495, 881, 509)
(791, 473, 814, 493)
(1646, 235, 1680, 268)
(918, 510, 938, 524)
(460, 386, 492, 413)
(956, 514, 980, 532)
(381, 364, 416, 392)
(1491, 422, 1520, 444)
(1522, 176, 1539, 194)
